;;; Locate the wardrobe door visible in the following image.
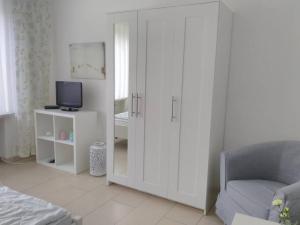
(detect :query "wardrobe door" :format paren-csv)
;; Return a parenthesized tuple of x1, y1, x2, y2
(107, 11, 138, 187)
(167, 3, 219, 210)
(135, 8, 185, 196)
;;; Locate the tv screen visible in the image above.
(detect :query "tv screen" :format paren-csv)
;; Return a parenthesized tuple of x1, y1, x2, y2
(56, 81, 82, 109)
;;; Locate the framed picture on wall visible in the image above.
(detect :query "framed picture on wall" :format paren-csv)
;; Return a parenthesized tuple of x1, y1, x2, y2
(69, 42, 106, 80)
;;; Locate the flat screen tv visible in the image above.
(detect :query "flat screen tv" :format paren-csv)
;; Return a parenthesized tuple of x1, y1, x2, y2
(56, 81, 82, 111)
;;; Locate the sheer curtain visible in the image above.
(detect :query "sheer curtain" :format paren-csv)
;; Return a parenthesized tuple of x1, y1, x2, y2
(12, 0, 53, 157)
(0, 0, 52, 157)
(0, 0, 16, 115)
(1, 0, 52, 158)
(114, 23, 129, 100)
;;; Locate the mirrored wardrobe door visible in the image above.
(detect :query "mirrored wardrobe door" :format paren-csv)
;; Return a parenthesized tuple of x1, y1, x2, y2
(114, 22, 130, 177)
(107, 11, 137, 187)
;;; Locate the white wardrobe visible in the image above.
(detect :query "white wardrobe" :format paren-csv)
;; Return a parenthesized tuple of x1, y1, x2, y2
(106, 0, 232, 212)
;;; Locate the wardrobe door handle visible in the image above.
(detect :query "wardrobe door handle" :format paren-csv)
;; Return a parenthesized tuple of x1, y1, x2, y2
(171, 96, 176, 122)
(131, 93, 136, 117)
(136, 93, 141, 117)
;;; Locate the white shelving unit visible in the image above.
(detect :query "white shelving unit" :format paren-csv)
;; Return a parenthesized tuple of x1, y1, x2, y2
(34, 109, 97, 174)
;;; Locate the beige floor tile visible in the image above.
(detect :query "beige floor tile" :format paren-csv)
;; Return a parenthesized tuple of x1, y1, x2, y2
(23, 177, 70, 198)
(1, 161, 64, 178)
(165, 204, 203, 225)
(24, 173, 105, 198)
(197, 214, 223, 225)
(41, 185, 86, 206)
(116, 196, 175, 225)
(113, 188, 150, 207)
(0, 163, 27, 178)
(25, 163, 67, 178)
(2, 178, 40, 192)
(0, 162, 65, 191)
(157, 218, 185, 225)
(107, 183, 132, 193)
(63, 172, 107, 191)
(2, 170, 51, 191)
(83, 200, 133, 225)
(65, 185, 120, 217)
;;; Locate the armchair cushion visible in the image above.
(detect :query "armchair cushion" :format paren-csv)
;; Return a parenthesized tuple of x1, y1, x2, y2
(227, 180, 286, 219)
(269, 181, 300, 223)
(221, 141, 300, 188)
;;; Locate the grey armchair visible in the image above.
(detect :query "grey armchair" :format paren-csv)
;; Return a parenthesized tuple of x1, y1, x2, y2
(216, 141, 300, 225)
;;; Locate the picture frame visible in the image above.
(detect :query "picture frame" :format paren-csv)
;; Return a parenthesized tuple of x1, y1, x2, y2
(69, 42, 106, 80)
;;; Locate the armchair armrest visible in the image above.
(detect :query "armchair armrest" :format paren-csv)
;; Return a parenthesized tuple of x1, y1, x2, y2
(269, 181, 300, 223)
(220, 141, 287, 190)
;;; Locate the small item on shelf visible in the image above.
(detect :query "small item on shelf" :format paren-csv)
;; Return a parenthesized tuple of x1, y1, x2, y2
(69, 131, 74, 142)
(46, 131, 52, 137)
(59, 130, 67, 140)
(48, 159, 55, 164)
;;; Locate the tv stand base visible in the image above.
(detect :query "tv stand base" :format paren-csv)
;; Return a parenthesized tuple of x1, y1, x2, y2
(61, 107, 79, 112)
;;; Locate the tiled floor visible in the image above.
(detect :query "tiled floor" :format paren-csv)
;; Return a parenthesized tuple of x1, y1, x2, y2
(0, 160, 223, 225)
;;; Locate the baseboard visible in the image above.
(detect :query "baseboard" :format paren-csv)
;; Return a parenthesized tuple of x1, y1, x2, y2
(0, 155, 36, 163)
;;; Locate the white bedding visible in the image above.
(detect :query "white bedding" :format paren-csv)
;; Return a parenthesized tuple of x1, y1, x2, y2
(114, 111, 128, 139)
(0, 186, 72, 225)
(115, 111, 128, 122)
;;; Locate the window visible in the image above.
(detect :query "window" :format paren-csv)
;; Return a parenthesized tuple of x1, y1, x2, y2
(114, 23, 129, 100)
(0, 0, 15, 115)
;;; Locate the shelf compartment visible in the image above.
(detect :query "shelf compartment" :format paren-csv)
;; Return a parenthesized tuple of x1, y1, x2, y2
(36, 113, 54, 138)
(36, 139, 55, 164)
(55, 139, 74, 146)
(55, 143, 74, 173)
(54, 116, 74, 143)
(56, 162, 74, 173)
(37, 136, 54, 142)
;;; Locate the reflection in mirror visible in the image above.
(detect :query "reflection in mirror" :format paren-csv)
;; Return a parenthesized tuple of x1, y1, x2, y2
(114, 23, 129, 177)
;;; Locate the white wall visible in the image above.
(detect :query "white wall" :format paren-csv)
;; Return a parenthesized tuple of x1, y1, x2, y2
(224, 0, 300, 150)
(0, 116, 17, 158)
(51, 0, 184, 141)
(51, 0, 300, 150)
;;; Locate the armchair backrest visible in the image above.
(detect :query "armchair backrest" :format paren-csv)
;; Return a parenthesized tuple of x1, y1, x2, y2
(225, 141, 300, 185)
(273, 141, 300, 184)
